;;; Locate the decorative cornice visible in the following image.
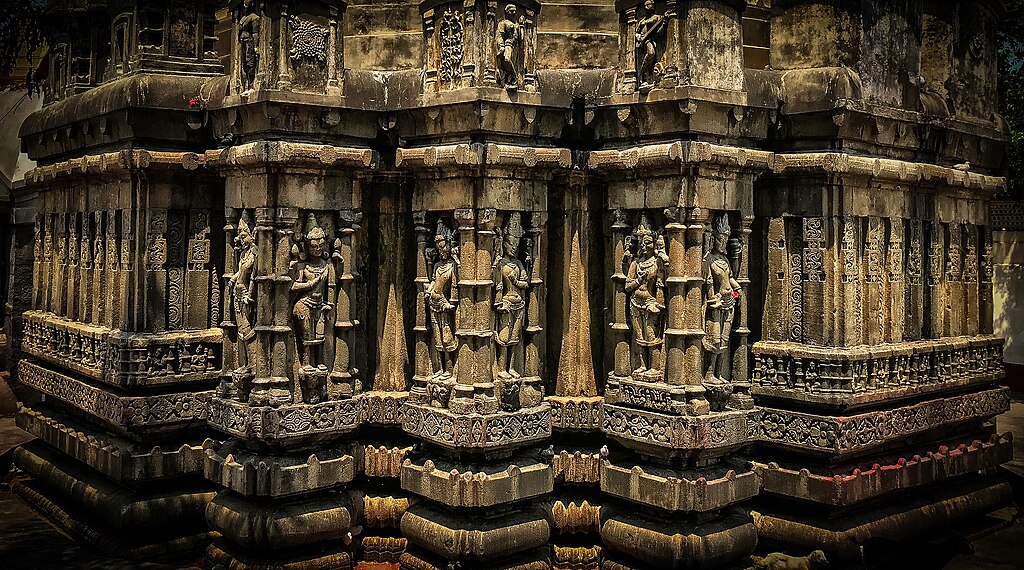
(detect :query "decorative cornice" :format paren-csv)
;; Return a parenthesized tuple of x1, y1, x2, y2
(588, 141, 774, 171)
(206, 141, 378, 170)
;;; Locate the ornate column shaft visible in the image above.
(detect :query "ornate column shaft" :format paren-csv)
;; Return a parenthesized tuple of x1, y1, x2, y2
(411, 211, 432, 403)
(662, 206, 688, 386)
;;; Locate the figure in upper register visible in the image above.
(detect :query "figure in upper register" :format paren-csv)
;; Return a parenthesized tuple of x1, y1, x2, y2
(625, 215, 669, 375)
(495, 4, 525, 88)
(291, 214, 336, 402)
(703, 214, 740, 409)
(425, 219, 460, 378)
(493, 212, 531, 378)
(238, 0, 261, 91)
(635, 0, 666, 89)
(228, 211, 258, 400)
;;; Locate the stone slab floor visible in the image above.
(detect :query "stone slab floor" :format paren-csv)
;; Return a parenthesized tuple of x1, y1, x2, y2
(0, 385, 1022, 569)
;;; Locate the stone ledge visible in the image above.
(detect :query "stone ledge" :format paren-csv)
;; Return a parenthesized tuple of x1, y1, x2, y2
(600, 510, 757, 569)
(16, 404, 212, 483)
(204, 140, 378, 169)
(754, 433, 1013, 506)
(752, 336, 1004, 411)
(588, 141, 774, 171)
(401, 403, 552, 451)
(400, 456, 553, 507)
(752, 477, 1013, 561)
(600, 460, 759, 512)
(755, 387, 1011, 458)
(400, 503, 550, 563)
(399, 545, 549, 570)
(18, 360, 211, 436)
(602, 405, 754, 459)
(207, 396, 360, 445)
(204, 442, 359, 498)
(547, 395, 603, 430)
(361, 390, 409, 425)
(206, 538, 353, 570)
(206, 490, 355, 551)
(14, 443, 215, 535)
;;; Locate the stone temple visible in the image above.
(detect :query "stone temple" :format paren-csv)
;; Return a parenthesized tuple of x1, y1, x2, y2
(0, 0, 1013, 568)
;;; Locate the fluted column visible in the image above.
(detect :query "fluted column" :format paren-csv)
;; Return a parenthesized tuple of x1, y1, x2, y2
(608, 209, 631, 394)
(663, 206, 687, 386)
(411, 211, 431, 403)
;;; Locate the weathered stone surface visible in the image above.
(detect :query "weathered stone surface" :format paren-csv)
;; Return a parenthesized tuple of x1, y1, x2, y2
(5, 0, 1013, 567)
(205, 490, 355, 551)
(400, 456, 553, 507)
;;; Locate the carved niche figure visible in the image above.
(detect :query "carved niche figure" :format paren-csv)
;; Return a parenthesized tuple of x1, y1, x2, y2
(495, 4, 526, 89)
(228, 211, 258, 399)
(635, 0, 666, 89)
(703, 214, 740, 410)
(238, 0, 261, 91)
(291, 214, 336, 404)
(493, 212, 531, 378)
(624, 215, 669, 375)
(425, 219, 460, 378)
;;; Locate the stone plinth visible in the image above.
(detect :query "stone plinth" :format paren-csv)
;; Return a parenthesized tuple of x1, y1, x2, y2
(400, 402, 552, 451)
(401, 455, 552, 507)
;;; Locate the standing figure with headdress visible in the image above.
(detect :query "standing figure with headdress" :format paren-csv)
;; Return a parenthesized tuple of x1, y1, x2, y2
(703, 214, 741, 404)
(625, 215, 669, 374)
(228, 211, 258, 399)
(495, 4, 525, 88)
(493, 213, 531, 378)
(238, 0, 261, 91)
(425, 219, 459, 377)
(635, 0, 666, 89)
(291, 214, 336, 380)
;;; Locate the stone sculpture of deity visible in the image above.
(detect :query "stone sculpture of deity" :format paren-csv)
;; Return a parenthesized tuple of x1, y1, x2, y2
(635, 0, 666, 89)
(703, 214, 741, 407)
(624, 215, 669, 374)
(291, 214, 336, 403)
(238, 0, 261, 91)
(495, 4, 525, 88)
(228, 211, 258, 400)
(425, 219, 460, 378)
(493, 212, 531, 378)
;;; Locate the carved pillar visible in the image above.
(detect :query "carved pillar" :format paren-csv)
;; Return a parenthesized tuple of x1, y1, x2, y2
(662, 207, 687, 386)
(331, 209, 362, 398)
(219, 208, 241, 394)
(411, 211, 432, 403)
(91, 211, 105, 326)
(67, 212, 80, 321)
(802, 217, 826, 345)
(185, 210, 212, 329)
(683, 207, 708, 393)
(926, 220, 945, 339)
(451, 207, 478, 410)
(249, 206, 295, 405)
(980, 226, 994, 334)
(143, 208, 168, 332)
(945, 223, 963, 337)
(888, 218, 906, 343)
(864, 216, 884, 345)
(730, 214, 753, 408)
(963, 223, 979, 335)
(523, 211, 546, 392)
(608, 209, 631, 392)
(763, 217, 788, 342)
(906, 219, 924, 340)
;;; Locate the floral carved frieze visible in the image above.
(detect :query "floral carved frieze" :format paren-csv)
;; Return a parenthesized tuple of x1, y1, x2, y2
(400, 403, 551, 450)
(18, 361, 212, 434)
(755, 387, 1011, 457)
(207, 397, 361, 444)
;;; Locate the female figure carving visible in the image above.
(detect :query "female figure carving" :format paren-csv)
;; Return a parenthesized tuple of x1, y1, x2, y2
(625, 215, 669, 374)
(635, 0, 666, 89)
(425, 220, 459, 377)
(228, 211, 257, 398)
(495, 4, 525, 88)
(493, 213, 531, 378)
(238, 0, 261, 91)
(703, 214, 741, 389)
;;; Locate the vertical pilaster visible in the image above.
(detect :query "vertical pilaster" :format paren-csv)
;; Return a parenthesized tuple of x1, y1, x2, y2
(411, 211, 431, 402)
(802, 217, 826, 345)
(888, 218, 905, 343)
(764, 217, 789, 342)
(906, 219, 924, 340)
(683, 207, 708, 391)
(453, 207, 477, 405)
(331, 209, 362, 398)
(524, 211, 546, 382)
(946, 223, 963, 337)
(963, 223, 979, 335)
(926, 220, 945, 339)
(609, 209, 631, 388)
(663, 207, 687, 386)
(730, 214, 753, 407)
(980, 226, 994, 334)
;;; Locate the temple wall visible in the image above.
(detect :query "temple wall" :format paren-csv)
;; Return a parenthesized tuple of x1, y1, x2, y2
(3, 0, 1014, 567)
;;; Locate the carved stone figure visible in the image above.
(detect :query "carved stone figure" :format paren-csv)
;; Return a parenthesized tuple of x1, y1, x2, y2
(635, 0, 666, 89)
(425, 219, 459, 378)
(238, 0, 261, 91)
(291, 214, 336, 403)
(624, 215, 668, 375)
(495, 4, 525, 89)
(703, 214, 740, 409)
(228, 211, 258, 400)
(493, 212, 531, 378)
